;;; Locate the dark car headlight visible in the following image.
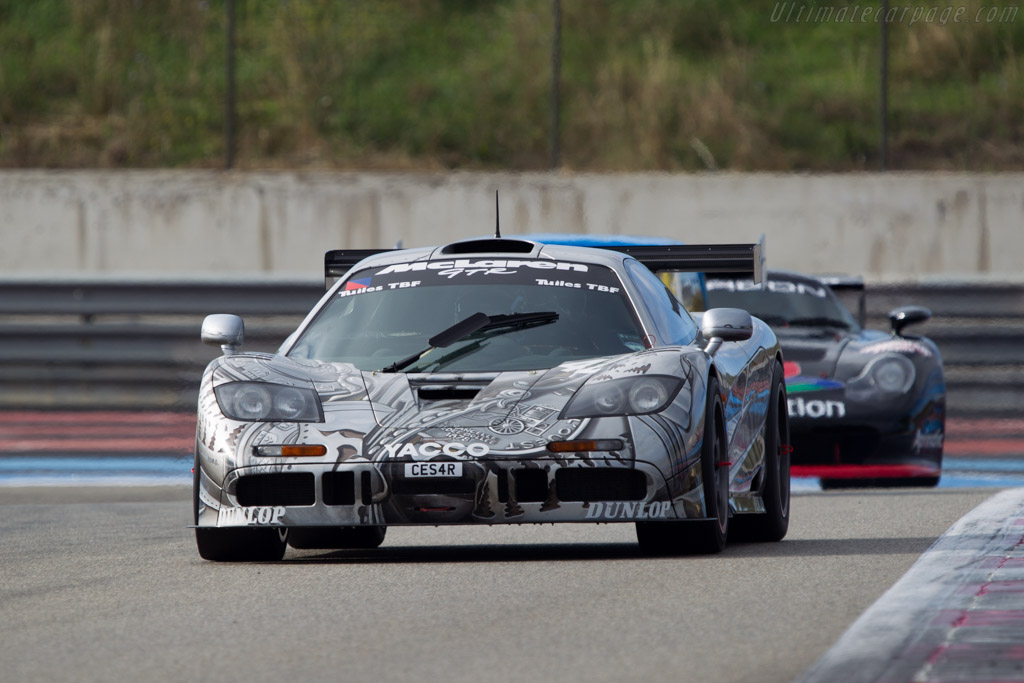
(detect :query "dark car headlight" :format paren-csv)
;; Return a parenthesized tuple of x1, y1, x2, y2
(846, 354, 916, 400)
(562, 375, 685, 418)
(213, 382, 323, 422)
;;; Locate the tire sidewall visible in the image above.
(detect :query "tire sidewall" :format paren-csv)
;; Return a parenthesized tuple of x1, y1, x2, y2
(702, 377, 728, 549)
(761, 360, 791, 539)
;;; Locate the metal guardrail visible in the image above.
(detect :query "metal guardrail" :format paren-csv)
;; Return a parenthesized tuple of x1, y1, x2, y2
(0, 280, 324, 317)
(862, 283, 1024, 319)
(1, 280, 1020, 414)
(0, 280, 323, 411)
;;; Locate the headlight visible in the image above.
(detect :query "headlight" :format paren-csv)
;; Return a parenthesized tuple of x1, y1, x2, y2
(873, 357, 914, 392)
(562, 375, 685, 418)
(214, 382, 322, 422)
(629, 380, 671, 413)
(846, 354, 916, 400)
(273, 387, 313, 419)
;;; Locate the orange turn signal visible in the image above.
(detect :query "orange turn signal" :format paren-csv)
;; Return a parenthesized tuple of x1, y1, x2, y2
(546, 439, 624, 453)
(253, 445, 328, 457)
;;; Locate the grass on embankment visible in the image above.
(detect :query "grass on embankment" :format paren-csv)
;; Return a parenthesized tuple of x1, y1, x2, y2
(1, 0, 1022, 171)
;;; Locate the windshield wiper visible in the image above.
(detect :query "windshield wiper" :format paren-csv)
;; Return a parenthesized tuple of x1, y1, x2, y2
(379, 311, 559, 373)
(785, 316, 851, 329)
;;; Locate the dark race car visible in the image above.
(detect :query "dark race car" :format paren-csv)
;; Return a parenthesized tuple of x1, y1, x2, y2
(193, 236, 790, 561)
(704, 270, 945, 488)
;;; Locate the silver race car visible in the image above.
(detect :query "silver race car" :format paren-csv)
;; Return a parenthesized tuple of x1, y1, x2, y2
(193, 236, 789, 560)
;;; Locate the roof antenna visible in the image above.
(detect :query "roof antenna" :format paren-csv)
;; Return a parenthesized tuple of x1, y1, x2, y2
(494, 190, 501, 238)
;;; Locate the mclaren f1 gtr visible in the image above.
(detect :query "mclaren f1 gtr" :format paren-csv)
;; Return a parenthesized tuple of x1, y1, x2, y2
(193, 236, 790, 561)
(704, 269, 944, 488)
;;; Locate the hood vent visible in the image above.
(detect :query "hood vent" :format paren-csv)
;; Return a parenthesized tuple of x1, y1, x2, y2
(417, 385, 482, 401)
(439, 238, 536, 255)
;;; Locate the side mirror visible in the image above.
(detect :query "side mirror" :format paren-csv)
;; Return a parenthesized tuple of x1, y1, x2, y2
(202, 314, 245, 355)
(888, 306, 931, 336)
(702, 307, 753, 356)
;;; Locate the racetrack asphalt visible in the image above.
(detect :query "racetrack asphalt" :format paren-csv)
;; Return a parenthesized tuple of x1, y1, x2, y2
(4, 411, 1024, 681)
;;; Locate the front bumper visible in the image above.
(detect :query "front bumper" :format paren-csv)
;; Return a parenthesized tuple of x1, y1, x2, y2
(196, 457, 705, 528)
(788, 419, 942, 480)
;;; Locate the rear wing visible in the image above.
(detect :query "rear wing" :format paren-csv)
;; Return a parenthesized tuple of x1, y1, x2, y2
(324, 238, 765, 289)
(592, 241, 765, 284)
(818, 275, 866, 328)
(325, 249, 393, 288)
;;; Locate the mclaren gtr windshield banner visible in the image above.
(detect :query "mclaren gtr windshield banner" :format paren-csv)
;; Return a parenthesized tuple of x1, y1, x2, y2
(340, 259, 623, 296)
(292, 257, 643, 372)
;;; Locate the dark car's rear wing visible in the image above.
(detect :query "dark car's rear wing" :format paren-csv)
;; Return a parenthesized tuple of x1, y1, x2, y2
(324, 239, 765, 289)
(817, 275, 864, 291)
(818, 275, 867, 327)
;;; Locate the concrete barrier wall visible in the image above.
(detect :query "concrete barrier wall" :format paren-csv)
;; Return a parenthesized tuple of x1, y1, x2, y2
(3, 170, 1022, 282)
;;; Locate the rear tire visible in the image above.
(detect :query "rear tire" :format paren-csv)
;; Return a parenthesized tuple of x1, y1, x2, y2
(902, 475, 941, 488)
(288, 526, 387, 549)
(732, 360, 790, 542)
(195, 526, 288, 562)
(637, 376, 728, 555)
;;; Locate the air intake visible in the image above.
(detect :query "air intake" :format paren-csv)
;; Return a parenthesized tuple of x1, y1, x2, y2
(236, 472, 315, 507)
(512, 468, 548, 502)
(322, 471, 356, 506)
(439, 239, 536, 255)
(555, 468, 647, 502)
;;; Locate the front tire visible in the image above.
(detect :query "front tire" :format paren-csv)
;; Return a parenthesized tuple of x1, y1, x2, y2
(288, 526, 387, 549)
(637, 376, 729, 555)
(193, 440, 289, 562)
(732, 359, 790, 542)
(195, 527, 288, 562)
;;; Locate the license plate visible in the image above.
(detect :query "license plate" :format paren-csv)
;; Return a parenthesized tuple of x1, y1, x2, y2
(404, 462, 463, 478)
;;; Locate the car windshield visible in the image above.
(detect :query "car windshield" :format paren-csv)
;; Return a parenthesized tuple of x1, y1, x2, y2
(704, 277, 858, 330)
(287, 259, 645, 372)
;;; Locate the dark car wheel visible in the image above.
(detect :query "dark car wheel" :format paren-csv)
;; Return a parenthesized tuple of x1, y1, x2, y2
(821, 471, 941, 489)
(898, 474, 941, 488)
(731, 360, 791, 542)
(637, 376, 728, 555)
(288, 526, 387, 549)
